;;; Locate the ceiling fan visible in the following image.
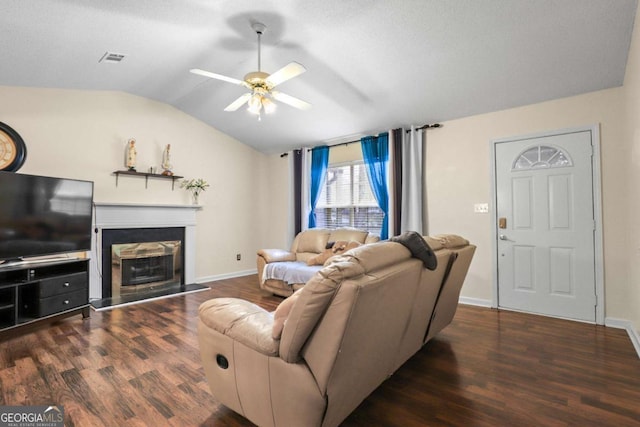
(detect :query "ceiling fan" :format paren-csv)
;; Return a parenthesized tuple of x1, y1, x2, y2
(190, 22, 311, 118)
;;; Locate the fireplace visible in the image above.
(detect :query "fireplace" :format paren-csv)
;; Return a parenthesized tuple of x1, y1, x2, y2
(111, 240, 182, 296)
(91, 203, 200, 301)
(100, 227, 185, 299)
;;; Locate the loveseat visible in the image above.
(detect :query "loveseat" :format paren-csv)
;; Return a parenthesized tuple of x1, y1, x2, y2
(199, 234, 475, 427)
(257, 228, 380, 296)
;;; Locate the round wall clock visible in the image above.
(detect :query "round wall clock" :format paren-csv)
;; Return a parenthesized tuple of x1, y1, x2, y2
(0, 122, 27, 172)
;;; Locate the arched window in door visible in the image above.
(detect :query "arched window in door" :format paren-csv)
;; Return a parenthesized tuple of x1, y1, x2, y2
(512, 145, 573, 171)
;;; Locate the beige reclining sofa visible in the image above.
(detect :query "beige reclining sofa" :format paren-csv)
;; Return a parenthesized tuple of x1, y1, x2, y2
(198, 234, 475, 427)
(257, 228, 380, 297)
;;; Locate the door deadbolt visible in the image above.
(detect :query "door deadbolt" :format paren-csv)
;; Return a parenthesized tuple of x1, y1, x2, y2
(498, 217, 507, 229)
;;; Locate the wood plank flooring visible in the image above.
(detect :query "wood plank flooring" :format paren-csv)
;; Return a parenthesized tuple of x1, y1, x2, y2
(1, 275, 639, 426)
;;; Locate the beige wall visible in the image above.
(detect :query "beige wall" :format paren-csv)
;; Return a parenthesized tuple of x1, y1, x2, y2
(0, 86, 272, 281)
(328, 142, 362, 164)
(426, 88, 626, 320)
(622, 7, 640, 333)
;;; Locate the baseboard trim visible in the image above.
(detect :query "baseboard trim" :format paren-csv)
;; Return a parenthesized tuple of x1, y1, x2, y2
(458, 296, 493, 308)
(196, 269, 258, 284)
(605, 317, 640, 359)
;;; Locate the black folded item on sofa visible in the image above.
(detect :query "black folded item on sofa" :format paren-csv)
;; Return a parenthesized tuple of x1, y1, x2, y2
(390, 231, 438, 270)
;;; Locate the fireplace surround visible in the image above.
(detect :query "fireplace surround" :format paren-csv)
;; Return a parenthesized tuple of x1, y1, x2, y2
(90, 203, 200, 301)
(101, 227, 184, 299)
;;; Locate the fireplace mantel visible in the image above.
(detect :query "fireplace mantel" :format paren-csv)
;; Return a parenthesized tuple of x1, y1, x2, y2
(90, 203, 201, 299)
(94, 202, 201, 228)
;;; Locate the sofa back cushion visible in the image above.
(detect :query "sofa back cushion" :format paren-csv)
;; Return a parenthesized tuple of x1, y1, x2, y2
(300, 243, 423, 425)
(279, 242, 414, 364)
(328, 228, 369, 244)
(291, 228, 378, 258)
(423, 236, 444, 251)
(432, 234, 469, 249)
(278, 258, 365, 362)
(272, 290, 302, 339)
(294, 229, 331, 254)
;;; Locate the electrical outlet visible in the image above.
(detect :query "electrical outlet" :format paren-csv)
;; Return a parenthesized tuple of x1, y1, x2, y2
(474, 203, 489, 213)
(236, 253, 241, 261)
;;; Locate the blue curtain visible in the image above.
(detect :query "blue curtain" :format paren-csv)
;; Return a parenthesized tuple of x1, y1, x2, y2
(361, 133, 390, 239)
(308, 145, 330, 228)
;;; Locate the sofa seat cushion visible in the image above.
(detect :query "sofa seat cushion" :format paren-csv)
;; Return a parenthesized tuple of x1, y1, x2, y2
(263, 261, 322, 286)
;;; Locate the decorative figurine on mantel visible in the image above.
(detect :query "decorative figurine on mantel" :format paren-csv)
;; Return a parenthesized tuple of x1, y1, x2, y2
(161, 144, 173, 176)
(126, 138, 137, 171)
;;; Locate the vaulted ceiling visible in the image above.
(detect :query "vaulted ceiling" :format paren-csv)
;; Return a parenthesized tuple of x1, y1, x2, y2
(1, 0, 637, 154)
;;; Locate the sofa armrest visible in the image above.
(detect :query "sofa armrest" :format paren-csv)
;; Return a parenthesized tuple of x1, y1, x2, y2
(257, 248, 297, 263)
(199, 298, 279, 356)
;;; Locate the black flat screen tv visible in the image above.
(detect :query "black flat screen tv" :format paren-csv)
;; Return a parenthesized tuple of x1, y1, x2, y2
(0, 172, 94, 264)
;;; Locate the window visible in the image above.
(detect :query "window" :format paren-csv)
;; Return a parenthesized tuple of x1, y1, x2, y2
(314, 161, 383, 235)
(512, 145, 572, 171)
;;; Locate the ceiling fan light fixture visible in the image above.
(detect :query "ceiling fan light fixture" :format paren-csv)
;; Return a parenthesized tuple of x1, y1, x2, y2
(247, 93, 263, 115)
(262, 97, 277, 114)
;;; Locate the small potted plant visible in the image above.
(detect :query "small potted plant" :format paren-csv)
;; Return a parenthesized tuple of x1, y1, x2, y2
(181, 178, 209, 204)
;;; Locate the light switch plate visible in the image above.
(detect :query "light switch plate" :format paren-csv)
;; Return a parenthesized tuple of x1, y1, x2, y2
(474, 203, 489, 213)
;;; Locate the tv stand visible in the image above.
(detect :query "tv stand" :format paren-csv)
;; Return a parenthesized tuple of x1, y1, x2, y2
(0, 256, 81, 267)
(0, 258, 90, 333)
(0, 257, 25, 266)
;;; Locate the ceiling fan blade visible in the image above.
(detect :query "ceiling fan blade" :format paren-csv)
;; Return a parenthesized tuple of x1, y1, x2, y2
(265, 62, 307, 87)
(190, 68, 249, 88)
(224, 93, 252, 111)
(271, 91, 312, 110)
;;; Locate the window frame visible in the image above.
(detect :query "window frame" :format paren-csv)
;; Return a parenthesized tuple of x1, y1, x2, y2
(314, 160, 383, 234)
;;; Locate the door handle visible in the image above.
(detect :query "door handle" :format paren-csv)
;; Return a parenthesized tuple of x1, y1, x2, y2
(499, 234, 508, 240)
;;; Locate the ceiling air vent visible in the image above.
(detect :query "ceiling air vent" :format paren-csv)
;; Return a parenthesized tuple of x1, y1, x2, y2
(99, 52, 126, 63)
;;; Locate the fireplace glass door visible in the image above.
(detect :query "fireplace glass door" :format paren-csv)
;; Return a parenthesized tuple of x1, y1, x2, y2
(111, 241, 182, 296)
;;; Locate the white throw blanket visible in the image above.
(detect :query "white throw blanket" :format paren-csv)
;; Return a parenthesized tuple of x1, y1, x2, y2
(263, 261, 322, 286)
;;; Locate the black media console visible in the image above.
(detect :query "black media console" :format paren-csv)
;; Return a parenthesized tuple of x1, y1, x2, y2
(0, 258, 90, 332)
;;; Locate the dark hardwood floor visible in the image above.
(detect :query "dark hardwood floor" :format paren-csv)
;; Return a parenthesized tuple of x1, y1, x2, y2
(1, 275, 639, 426)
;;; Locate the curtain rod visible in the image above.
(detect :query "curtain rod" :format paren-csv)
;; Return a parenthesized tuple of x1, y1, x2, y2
(280, 139, 359, 156)
(405, 123, 442, 133)
(280, 124, 442, 156)
(329, 124, 442, 145)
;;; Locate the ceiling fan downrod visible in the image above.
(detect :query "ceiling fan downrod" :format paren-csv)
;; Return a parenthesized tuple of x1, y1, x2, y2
(251, 22, 266, 72)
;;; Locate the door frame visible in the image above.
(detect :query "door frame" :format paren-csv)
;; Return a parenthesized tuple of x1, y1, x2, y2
(490, 125, 604, 324)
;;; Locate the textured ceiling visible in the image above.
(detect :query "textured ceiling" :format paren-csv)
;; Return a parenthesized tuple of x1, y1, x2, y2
(0, 0, 637, 154)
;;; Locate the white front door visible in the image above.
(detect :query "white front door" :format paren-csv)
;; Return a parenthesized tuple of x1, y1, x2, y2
(494, 130, 596, 322)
